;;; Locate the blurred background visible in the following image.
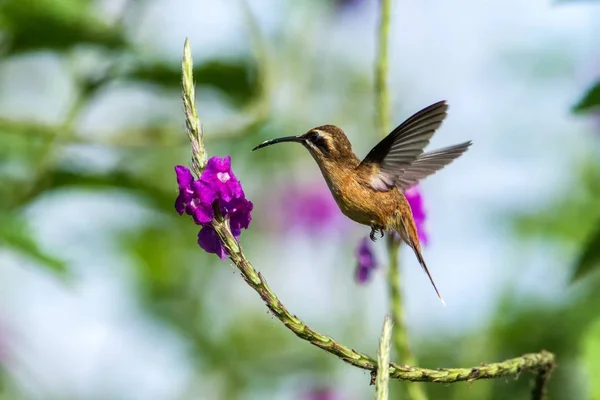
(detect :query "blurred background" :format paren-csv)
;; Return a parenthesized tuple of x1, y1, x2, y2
(0, 0, 600, 399)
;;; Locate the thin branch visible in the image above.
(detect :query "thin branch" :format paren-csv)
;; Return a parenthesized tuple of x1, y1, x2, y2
(531, 359, 555, 400)
(209, 214, 556, 385)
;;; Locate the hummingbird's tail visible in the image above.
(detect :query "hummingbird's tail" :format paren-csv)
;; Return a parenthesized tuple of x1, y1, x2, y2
(407, 243, 446, 307)
(393, 211, 446, 306)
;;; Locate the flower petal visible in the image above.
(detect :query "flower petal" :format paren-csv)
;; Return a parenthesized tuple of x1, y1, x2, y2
(405, 185, 428, 245)
(228, 178, 243, 199)
(200, 156, 244, 202)
(193, 180, 218, 205)
(192, 201, 214, 224)
(354, 237, 377, 284)
(226, 197, 253, 235)
(174, 192, 188, 215)
(204, 156, 231, 177)
(355, 266, 372, 284)
(175, 165, 194, 188)
(197, 225, 227, 259)
(174, 166, 196, 215)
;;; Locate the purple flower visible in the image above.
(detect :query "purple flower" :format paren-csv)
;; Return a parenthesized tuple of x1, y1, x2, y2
(266, 181, 345, 236)
(201, 156, 242, 202)
(303, 387, 343, 400)
(174, 156, 253, 259)
(355, 237, 377, 284)
(405, 185, 428, 245)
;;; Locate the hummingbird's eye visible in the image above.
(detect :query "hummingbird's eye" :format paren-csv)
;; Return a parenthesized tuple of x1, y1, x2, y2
(306, 131, 329, 153)
(306, 131, 319, 141)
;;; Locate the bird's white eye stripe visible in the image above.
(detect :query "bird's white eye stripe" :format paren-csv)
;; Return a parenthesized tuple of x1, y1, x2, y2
(305, 131, 330, 152)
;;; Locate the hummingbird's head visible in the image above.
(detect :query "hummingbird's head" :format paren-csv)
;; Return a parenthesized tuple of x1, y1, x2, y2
(252, 125, 354, 164)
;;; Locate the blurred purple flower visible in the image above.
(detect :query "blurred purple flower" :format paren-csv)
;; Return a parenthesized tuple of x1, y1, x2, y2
(288, 188, 338, 232)
(266, 181, 344, 236)
(303, 387, 343, 400)
(355, 237, 377, 284)
(174, 156, 253, 259)
(333, 0, 365, 12)
(405, 185, 428, 245)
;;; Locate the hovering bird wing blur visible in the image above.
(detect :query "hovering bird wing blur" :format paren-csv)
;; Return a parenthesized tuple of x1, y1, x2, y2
(394, 141, 472, 190)
(358, 101, 448, 191)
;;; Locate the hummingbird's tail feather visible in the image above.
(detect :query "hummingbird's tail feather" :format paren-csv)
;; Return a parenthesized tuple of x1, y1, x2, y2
(393, 210, 446, 305)
(407, 243, 446, 307)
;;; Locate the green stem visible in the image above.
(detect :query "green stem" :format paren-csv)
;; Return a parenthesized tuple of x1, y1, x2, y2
(375, 0, 428, 398)
(375, 315, 393, 400)
(375, 0, 391, 137)
(387, 237, 427, 400)
(386, 237, 414, 364)
(388, 235, 416, 365)
(181, 38, 207, 176)
(375, 0, 427, 400)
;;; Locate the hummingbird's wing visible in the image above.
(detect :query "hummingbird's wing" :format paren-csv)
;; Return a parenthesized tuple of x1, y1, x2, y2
(358, 101, 448, 191)
(395, 141, 472, 190)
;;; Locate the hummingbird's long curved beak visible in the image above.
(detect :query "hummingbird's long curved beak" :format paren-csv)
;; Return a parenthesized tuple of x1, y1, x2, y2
(252, 135, 305, 151)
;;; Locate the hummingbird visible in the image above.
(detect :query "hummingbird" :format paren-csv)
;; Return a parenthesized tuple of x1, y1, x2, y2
(252, 100, 471, 303)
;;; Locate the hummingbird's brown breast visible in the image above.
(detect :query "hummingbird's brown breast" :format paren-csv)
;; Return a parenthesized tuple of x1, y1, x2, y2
(316, 159, 402, 228)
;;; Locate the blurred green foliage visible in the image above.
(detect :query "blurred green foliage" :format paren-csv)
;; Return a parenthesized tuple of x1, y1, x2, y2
(0, 0, 598, 399)
(0, 0, 127, 53)
(573, 81, 600, 113)
(0, 214, 66, 275)
(514, 160, 600, 281)
(567, 79, 600, 282)
(574, 224, 600, 281)
(125, 60, 259, 106)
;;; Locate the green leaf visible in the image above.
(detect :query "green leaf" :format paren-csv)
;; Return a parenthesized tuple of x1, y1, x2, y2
(0, 0, 126, 54)
(0, 214, 67, 276)
(573, 221, 600, 281)
(573, 81, 600, 113)
(125, 59, 258, 106)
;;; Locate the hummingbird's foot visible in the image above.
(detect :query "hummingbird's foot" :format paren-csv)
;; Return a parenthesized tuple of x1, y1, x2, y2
(369, 226, 385, 242)
(369, 227, 377, 242)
